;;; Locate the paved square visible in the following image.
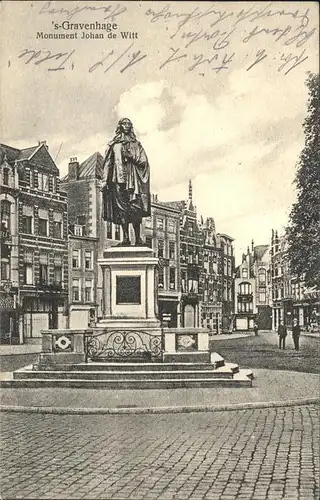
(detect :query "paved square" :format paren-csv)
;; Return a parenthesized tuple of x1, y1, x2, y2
(1, 405, 319, 499)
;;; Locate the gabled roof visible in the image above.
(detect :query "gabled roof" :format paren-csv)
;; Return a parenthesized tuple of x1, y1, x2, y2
(79, 152, 104, 179)
(0, 144, 20, 164)
(61, 152, 104, 182)
(161, 200, 185, 211)
(0, 143, 59, 174)
(253, 244, 269, 262)
(18, 146, 40, 161)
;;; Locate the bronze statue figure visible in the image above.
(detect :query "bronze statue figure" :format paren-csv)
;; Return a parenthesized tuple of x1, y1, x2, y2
(101, 118, 151, 246)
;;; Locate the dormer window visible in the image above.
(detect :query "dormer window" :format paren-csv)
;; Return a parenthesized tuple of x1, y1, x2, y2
(38, 172, 49, 191)
(3, 168, 9, 186)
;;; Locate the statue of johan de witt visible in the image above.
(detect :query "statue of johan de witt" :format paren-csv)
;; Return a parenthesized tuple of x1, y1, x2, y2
(101, 118, 151, 246)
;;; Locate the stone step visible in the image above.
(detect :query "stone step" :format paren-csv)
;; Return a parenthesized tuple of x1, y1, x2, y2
(35, 362, 225, 372)
(0, 375, 252, 389)
(14, 368, 234, 381)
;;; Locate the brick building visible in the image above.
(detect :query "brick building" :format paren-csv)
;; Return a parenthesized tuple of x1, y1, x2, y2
(234, 241, 272, 331)
(270, 230, 320, 331)
(162, 182, 203, 328)
(141, 194, 180, 327)
(0, 142, 68, 343)
(201, 217, 222, 333)
(61, 153, 105, 328)
(217, 233, 235, 331)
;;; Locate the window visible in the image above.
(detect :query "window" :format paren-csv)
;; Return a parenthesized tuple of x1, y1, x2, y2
(157, 217, 164, 230)
(72, 250, 80, 268)
(24, 250, 33, 284)
(1, 200, 11, 233)
(85, 280, 93, 302)
(53, 212, 63, 239)
(158, 240, 164, 258)
(168, 219, 175, 233)
(74, 224, 83, 236)
(53, 221, 62, 239)
(22, 206, 33, 234)
(242, 268, 248, 278)
(115, 224, 121, 240)
(1, 259, 10, 280)
(181, 271, 186, 293)
(169, 267, 176, 290)
(145, 236, 152, 248)
(38, 208, 48, 237)
(39, 253, 48, 285)
(50, 175, 56, 193)
(72, 279, 80, 301)
(38, 172, 49, 191)
(38, 218, 48, 236)
(24, 263, 33, 284)
(258, 268, 266, 284)
(85, 250, 93, 270)
(40, 264, 48, 285)
(3, 168, 9, 186)
(106, 221, 112, 239)
(54, 266, 62, 285)
(144, 217, 152, 229)
(259, 291, 266, 303)
(158, 268, 164, 288)
(53, 255, 62, 285)
(238, 282, 252, 295)
(169, 241, 175, 260)
(21, 215, 32, 234)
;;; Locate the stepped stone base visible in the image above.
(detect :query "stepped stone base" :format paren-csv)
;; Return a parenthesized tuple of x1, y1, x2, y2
(0, 353, 253, 389)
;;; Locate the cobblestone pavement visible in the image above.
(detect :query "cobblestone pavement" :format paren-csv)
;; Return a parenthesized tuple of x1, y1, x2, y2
(1, 405, 319, 500)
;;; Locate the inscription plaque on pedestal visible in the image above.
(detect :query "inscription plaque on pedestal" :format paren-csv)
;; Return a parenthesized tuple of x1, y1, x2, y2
(116, 276, 141, 304)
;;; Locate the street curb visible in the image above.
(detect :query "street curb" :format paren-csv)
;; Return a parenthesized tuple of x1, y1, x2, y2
(0, 398, 319, 415)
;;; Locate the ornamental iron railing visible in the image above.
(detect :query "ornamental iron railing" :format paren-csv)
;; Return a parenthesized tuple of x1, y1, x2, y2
(85, 330, 163, 362)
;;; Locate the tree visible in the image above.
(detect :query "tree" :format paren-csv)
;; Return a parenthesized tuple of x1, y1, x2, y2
(286, 73, 320, 288)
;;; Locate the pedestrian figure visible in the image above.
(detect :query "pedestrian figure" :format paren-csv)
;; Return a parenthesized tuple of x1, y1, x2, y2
(292, 318, 301, 351)
(253, 322, 259, 336)
(278, 321, 287, 349)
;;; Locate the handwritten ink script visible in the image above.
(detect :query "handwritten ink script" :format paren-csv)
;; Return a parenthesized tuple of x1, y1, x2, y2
(145, 3, 316, 75)
(12, 2, 317, 78)
(39, 1, 127, 21)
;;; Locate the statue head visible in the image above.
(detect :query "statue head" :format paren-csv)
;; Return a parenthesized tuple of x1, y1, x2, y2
(114, 118, 136, 140)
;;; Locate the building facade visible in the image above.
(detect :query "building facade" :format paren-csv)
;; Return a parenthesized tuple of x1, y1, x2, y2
(163, 182, 204, 328)
(234, 241, 272, 331)
(201, 217, 222, 333)
(217, 233, 235, 331)
(61, 153, 105, 328)
(0, 142, 68, 343)
(141, 194, 180, 327)
(234, 248, 256, 331)
(270, 230, 320, 331)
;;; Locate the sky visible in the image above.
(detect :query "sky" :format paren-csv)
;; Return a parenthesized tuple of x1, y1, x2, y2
(1, 1, 319, 263)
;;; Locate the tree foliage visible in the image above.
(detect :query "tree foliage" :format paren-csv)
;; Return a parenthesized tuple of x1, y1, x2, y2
(286, 73, 320, 288)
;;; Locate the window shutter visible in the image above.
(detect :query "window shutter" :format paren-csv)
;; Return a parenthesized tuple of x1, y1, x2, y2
(49, 175, 54, 192)
(34, 171, 38, 188)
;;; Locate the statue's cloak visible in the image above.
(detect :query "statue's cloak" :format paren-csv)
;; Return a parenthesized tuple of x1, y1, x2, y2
(101, 135, 151, 224)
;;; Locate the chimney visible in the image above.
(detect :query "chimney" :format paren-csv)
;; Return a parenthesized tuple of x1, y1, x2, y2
(38, 140, 48, 150)
(68, 157, 80, 180)
(271, 229, 274, 244)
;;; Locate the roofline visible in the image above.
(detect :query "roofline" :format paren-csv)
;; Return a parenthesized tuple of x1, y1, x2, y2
(217, 233, 234, 241)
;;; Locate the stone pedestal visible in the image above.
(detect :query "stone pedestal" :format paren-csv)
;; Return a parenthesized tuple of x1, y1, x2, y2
(38, 329, 86, 368)
(98, 246, 160, 329)
(162, 328, 210, 363)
